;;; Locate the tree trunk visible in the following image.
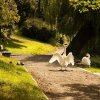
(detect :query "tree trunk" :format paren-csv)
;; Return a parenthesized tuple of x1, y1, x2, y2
(66, 22, 95, 56)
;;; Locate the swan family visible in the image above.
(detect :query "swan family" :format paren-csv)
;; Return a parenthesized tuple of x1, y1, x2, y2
(49, 44, 91, 70)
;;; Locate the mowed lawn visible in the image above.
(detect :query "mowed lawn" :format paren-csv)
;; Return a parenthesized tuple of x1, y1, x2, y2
(0, 55, 47, 100)
(4, 35, 56, 54)
(85, 67, 100, 73)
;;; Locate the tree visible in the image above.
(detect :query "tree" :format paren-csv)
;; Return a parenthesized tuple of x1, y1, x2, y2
(12, 0, 100, 55)
(14, 0, 36, 26)
(40, 0, 100, 55)
(0, 0, 20, 39)
(65, 0, 100, 56)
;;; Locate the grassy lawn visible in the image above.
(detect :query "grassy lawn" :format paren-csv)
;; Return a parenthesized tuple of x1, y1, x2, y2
(84, 56, 100, 73)
(3, 35, 56, 54)
(0, 55, 47, 100)
(85, 67, 100, 73)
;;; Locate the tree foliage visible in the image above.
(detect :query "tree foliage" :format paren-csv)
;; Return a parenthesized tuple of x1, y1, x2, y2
(0, 0, 20, 27)
(0, 0, 100, 54)
(14, 0, 36, 26)
(69, 0, 100, 13)
(68, 0, 100, 54)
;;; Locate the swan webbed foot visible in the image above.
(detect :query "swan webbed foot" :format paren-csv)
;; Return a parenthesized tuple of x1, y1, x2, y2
(64, 67, 68, 71)
(59, 67, 63, 71)
(59, 69, 63, 71)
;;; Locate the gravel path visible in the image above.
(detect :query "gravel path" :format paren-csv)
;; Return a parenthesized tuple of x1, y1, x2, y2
(11, 53, 100, 100)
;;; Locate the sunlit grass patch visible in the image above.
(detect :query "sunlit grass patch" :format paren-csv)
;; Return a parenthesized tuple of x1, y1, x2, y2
(84, 56, 100, 73)
(0, 55, 47, 100)
(4, 35, 56, 54)
(85, 67, 100, 73)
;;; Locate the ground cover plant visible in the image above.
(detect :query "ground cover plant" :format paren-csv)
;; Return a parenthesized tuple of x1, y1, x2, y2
(2, 35, 56, 54)
(0, 55, 47, 100)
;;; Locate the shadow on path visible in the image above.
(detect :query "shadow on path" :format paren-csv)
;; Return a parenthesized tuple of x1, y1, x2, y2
(46, 83, 100, 100)
(21, 55, 52, 62)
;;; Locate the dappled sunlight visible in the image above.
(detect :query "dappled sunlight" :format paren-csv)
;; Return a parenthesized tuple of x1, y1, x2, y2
(61, 84, 100, 100)
(46, 83, 100, 100)
(0, 55, 47, 100)
(5, 39, 27, 48)
(4, 35, 56, 54)
(0, 56, 25, 73)
(0, 80, 47, 100)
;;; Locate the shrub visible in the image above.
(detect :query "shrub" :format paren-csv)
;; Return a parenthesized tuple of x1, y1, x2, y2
(21, 25, 56, 42)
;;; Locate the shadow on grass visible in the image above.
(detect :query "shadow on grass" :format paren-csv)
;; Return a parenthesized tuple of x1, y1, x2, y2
(0, 60, 26, 73)
(11, 38, 23, 43)
(0, 60, 15, 71)
(12, 82, 46, 100)
(0, 81, 46, 100)
(92, 61, 100, 68)
(46, 83, 100, 100)
(4, 39, 27, 49)
(91, 56, 100, 68)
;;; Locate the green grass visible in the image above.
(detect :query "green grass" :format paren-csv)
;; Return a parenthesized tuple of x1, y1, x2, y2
(85, 67, 100, 73)
(3, 35, 56, 54)
(0, 55, 47, 100)
(84, 56, 100, 73)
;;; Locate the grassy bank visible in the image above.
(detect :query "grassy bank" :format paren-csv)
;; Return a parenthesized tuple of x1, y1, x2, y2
(0, 55, 47, 100)
(3, 35, 56, 54)
(84, 56, 100, 73)
(85, 67, 100, 73)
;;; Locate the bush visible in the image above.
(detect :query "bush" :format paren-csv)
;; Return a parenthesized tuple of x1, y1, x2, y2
(20, 18, 67, 44)
(21, 25, 56, 42)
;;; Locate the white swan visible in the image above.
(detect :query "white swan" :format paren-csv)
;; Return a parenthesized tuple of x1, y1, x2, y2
(66, 52, 74, 66)
(81, 53, 91, 67)
(49, 52, 74, 70)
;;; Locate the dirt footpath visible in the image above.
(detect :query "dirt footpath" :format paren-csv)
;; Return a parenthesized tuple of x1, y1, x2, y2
(12, 54, 100, 100)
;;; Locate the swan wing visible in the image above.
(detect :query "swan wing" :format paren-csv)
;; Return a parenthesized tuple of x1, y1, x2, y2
(49, 53, 62, 64)
(64, 52, 74, 65)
